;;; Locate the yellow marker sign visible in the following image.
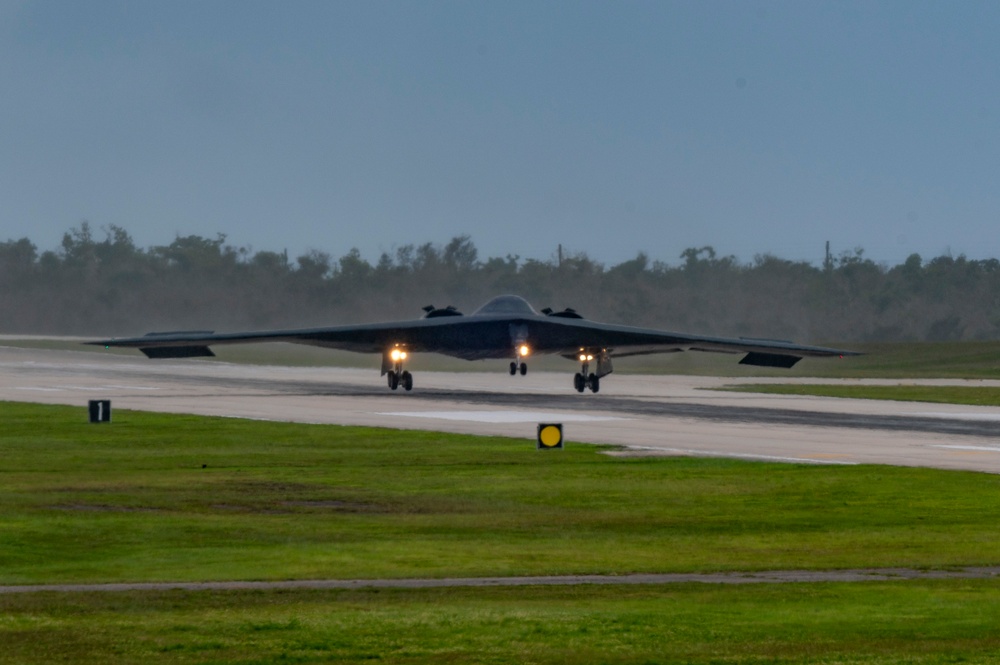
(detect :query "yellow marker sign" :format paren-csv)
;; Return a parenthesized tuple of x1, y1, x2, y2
(537, 423, 563, 449)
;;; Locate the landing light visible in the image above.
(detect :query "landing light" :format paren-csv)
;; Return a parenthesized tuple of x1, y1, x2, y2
(518, 345, 530, 357)
(579, 353, 594, 362)
(390, 348, 407, 361)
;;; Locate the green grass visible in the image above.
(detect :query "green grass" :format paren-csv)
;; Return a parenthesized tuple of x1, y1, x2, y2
(3, 582, 1000, 663)
(839, 341, 1000, 379)
(5, 402, 1000, 586)
(722, 383, 1000, 406)
(7, 401, 1000, 662)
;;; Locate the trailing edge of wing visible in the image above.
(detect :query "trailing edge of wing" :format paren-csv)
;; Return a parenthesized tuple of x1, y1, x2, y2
(140, 345, 215, 359)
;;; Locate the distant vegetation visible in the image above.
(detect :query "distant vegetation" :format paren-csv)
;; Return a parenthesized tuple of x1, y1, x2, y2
(2, 222, 1000, 342)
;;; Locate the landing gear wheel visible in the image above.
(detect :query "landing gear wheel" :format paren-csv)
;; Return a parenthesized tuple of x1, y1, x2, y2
(519, 362, 527, 376)
(387, 370, 399, 390)
(509, 361, 517, 376)
(401, 371, 413, 392)
(588, 373, 600, 393)
(573, 372, 586, 392)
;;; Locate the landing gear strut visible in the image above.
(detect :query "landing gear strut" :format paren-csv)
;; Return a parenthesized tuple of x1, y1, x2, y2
(385, 348, 413, 391)
(573, 355, 600, 393)
(510, 344, 529, 377)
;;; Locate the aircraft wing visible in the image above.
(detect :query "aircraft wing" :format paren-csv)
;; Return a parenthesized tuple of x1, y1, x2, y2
(90, 313, 854, 367)
(89, 317, 485, 358)
(89, 293, 858, 393)
(521, 317, 853, 367)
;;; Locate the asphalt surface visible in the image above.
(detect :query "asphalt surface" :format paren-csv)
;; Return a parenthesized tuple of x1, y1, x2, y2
(4, 344, 1000, 472)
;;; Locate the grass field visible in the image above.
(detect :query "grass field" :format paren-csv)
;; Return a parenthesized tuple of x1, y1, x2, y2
(722, 383, 1000, 406)
(4, 400, 1000, 662)
(4, 582, 1000, 663)
(5, 402, 1000, 584)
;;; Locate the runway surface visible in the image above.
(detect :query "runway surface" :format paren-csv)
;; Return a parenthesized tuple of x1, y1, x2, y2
(4, 344, 1000, 473)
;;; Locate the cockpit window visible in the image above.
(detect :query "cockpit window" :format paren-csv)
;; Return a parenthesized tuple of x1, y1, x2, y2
(472, 295, 537, 316)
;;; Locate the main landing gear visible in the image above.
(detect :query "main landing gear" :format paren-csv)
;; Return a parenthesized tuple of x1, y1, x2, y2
(509, 361, 527, 376)
(385, 348, 413, 391)
(386, 369, 412, 391)
(573, 355, 600, 393)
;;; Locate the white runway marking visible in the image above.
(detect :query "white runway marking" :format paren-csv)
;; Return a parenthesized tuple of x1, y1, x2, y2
(622, 446, 858, 465)
(14, 384, 156, 392)
(932, 445, 1000, 453)
(380, 410, 626, 424)
(14, 384, 159, 393)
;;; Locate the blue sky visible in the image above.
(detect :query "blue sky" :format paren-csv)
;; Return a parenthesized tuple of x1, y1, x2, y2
(2, 0, 999, 267)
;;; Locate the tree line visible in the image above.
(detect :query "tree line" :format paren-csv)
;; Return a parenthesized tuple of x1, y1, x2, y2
(1, 222, 999, 343)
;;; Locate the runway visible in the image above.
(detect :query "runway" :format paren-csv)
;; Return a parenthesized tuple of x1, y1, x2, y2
(4, 344, 1000, 473)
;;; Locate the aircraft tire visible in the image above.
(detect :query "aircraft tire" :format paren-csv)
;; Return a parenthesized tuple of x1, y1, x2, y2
(401, 371, 413, 391)
(573, 372, 586, 392)
(519, 362, 527, 376)
(387, 371, 399, 390)
(509, 362, 517, 375)
(588, 373, 600, 393)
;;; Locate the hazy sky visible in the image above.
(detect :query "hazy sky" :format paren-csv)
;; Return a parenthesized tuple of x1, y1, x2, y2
(2, 0, 999, 267)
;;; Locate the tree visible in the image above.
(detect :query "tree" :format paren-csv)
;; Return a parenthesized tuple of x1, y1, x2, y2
(296, 250, 332, 281)
(155, 234, 234, 274)
(443, 235, 478, 272)
(0, 238, 37, 274)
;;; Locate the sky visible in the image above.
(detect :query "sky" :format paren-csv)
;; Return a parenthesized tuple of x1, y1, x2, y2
(2, 0, 999, 268)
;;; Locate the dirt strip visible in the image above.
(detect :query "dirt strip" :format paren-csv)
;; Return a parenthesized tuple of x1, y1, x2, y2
(3, 568, 999, 594)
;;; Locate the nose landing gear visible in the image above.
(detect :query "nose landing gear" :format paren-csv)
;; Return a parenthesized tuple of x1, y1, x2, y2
(510, 344, 529, 377)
